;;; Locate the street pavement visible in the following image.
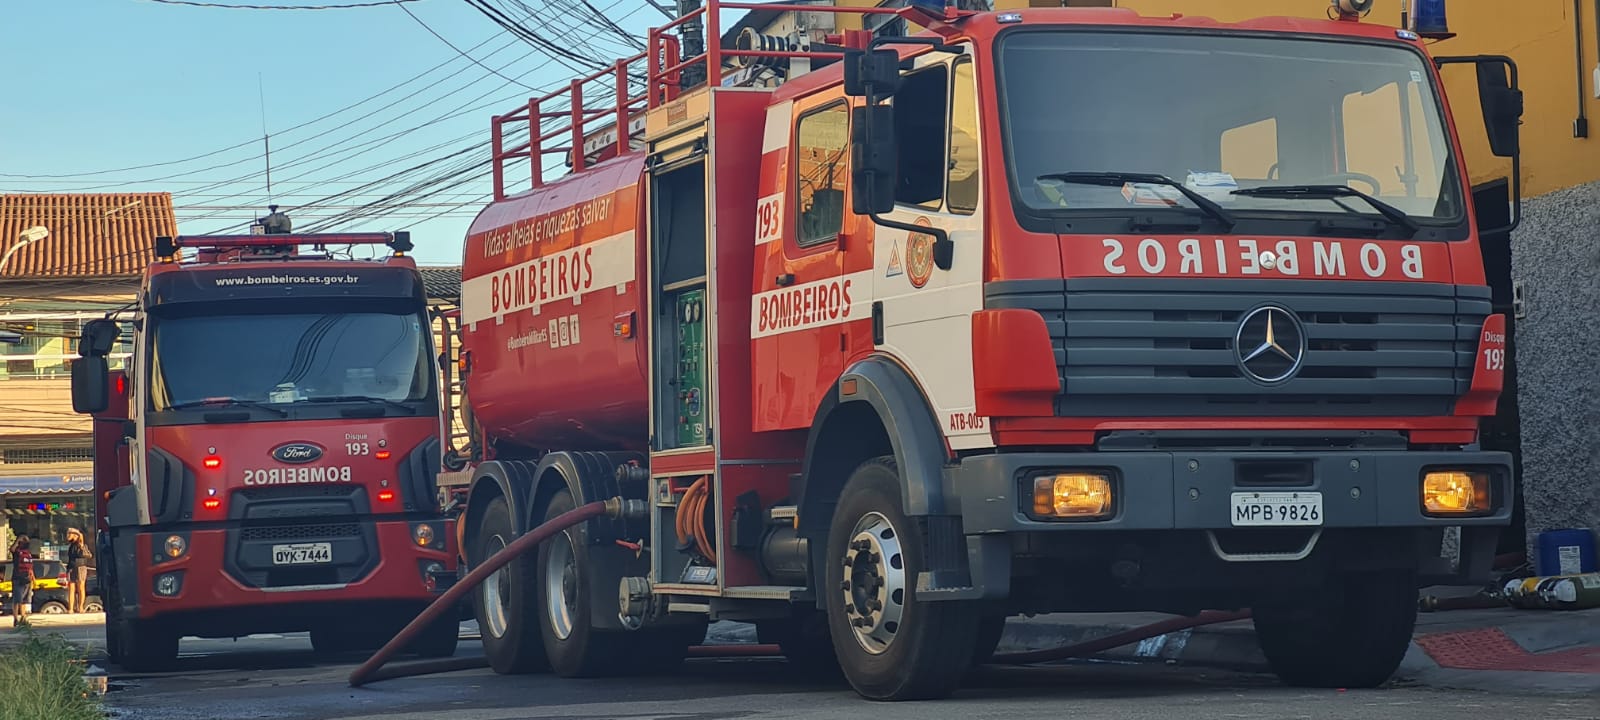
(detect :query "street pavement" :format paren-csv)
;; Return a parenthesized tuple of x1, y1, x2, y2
(13, 612, 1598, 719)
(40, 617, 1589, 720)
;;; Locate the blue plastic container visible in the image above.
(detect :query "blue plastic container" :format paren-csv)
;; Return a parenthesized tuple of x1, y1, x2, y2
(1536, 529, 1598, 577)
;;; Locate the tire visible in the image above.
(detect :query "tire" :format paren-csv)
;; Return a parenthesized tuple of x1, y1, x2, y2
(408, 614, 462, 658)
(85, 600, 104, 614)
(971, 614, 1007, 666)
(1252, 569, 1419, 689)
(310, 626, 385, 655)
(625, 622, 707, 674)
(537, 489, 627, 677)
(37, 600, 68, 615)
(756, 612, 842, 679)
(824, 456, 981, 701)
(117, 618, 179, 673)
(473, 495, 548, 674)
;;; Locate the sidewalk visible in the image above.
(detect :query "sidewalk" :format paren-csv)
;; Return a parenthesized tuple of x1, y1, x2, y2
(0, 612, 105, 650)
(993, 603, 1600, 696)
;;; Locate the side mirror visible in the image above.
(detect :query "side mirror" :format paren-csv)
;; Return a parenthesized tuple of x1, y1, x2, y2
(79, 319, 120, 357)
(72, 356, 110, 414)
(851, 105, 897, 216)
(843, 48, 902, 99)
(1476, 61, 1523, 158)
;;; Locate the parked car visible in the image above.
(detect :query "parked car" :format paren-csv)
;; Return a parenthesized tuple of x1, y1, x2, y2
(1, 560, 101, 614)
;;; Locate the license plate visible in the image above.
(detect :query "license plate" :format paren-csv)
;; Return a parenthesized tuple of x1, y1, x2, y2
(271, 542, 333, 565)
(1230, 492, 1323, 527)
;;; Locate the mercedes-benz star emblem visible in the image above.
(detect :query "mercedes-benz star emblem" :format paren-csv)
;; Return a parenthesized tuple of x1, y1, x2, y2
(1235, 305, 1305, 384)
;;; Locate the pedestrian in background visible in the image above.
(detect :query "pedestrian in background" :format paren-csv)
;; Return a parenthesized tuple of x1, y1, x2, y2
(65, 528, 92, 614)
(9, 535, 34, 627)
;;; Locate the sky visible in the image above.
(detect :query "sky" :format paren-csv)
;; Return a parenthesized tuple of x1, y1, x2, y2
(0, 0, 692, 267)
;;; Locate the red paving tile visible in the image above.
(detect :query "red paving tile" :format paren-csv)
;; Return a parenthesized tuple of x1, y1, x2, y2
(1416, 628, 1600, 674)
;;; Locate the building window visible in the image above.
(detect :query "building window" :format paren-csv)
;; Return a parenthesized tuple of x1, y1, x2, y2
(0, 315, 130, 380)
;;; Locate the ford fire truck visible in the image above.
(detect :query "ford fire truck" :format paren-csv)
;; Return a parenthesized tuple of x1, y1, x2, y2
(72, 210, 460, 671)
(439, 0, 1524, 700)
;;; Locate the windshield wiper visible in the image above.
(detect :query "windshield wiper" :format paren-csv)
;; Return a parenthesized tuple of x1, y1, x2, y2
(300, 395, 416, 414)
(165, 398, 288, 417)
(1231, 184, 1420, 236)
(1037, 172, 1237, 231)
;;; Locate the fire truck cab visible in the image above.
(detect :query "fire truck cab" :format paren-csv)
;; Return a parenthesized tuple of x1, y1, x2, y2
(72, 211, 460, 671)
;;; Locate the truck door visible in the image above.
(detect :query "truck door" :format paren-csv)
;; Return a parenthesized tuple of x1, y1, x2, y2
(751, 91, 856, 431)
(866, 50, 992, 449)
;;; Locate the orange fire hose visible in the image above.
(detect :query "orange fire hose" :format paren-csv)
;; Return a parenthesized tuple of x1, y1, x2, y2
(348, 498, 615, 687)
(675, 476, 716, 564)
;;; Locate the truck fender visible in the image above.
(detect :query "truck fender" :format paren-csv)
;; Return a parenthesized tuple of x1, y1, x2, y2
(464, 460, 536, 545)
(525, 451, 648, 545)
(799, 355, 954, 526)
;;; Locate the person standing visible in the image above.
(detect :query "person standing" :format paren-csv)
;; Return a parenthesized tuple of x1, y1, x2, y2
(65, 528, 92, 614)
(9, 535, 34, 627)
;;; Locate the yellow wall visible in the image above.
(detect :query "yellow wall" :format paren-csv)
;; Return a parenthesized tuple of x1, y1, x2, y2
(981, 0, 1600, 197)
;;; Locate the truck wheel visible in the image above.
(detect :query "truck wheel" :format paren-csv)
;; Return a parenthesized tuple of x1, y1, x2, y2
(971, 614, 1007, 666)
(1252, 570, 1419, 688)
(104, 581, 124, 664)
(825, 457, 980, 701)
(757, 612, 841, 679)
(310, 626, 385, 654)
(407, 614, 461, 658)
(538, 489, 625, 677)
(117, 619, 179, 673)
(473, 495, 548, 674)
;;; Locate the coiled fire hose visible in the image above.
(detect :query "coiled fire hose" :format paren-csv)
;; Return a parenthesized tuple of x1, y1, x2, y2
(675, 476, 716, 564)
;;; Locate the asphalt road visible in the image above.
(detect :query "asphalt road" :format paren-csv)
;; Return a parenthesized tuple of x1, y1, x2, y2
(100, 626, 1600, 720)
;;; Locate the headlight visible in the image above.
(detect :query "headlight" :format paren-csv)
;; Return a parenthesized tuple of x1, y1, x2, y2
(1422, 471, 1491, 516)
(414, 524, 435, 547)
(165, 534, 187, 559)
(1030, 473, 1114, 520)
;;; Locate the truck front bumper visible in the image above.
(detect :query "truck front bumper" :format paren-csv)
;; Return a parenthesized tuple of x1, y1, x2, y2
(956, 449, 1514, 533)
(920, 448, 1513, 602)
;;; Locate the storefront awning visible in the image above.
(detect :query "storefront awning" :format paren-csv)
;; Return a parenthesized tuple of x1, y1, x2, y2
(0, 475, 92, 496)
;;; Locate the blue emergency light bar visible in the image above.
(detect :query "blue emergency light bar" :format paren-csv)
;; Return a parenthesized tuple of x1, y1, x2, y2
(1411, 0, 1450, 37)
(154, 231, 413, 259)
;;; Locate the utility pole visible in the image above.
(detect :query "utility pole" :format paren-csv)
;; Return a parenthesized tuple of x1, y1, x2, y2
(675, 0, 706, 89)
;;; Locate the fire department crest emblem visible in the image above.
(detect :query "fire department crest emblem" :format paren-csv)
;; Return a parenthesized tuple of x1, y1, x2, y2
(906, 217, 936, 289)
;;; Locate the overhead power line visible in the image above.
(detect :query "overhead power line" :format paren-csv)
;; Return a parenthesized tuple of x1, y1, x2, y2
(137, 0, 417, 8)
(398, 3, 539, 90)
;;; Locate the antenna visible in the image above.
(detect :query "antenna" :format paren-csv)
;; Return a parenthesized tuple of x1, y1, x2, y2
(258, 73, 273, 205)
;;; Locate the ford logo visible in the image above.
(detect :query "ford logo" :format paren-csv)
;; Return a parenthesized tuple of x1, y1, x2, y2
(271, 443, 324, 464)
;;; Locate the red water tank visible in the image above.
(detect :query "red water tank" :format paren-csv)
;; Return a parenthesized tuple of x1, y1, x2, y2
(458, 155, 650, 453)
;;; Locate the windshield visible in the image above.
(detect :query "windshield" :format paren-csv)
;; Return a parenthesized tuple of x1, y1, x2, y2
(998, 31, 1461, 224)
(150, 311, 432, 411)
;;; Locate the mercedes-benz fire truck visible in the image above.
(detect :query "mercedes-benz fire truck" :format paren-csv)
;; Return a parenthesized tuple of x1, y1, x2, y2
(72, 210, 460, 671)
(439, 0, 1525, 700)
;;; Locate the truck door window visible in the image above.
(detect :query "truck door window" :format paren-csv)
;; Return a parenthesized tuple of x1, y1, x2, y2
(795, 102, 850, 247)
(947, 58, 979, 214)
(893, 64, 950, 209)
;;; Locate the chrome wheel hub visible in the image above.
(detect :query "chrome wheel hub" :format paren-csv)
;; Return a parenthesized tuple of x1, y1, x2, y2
(544, 530, 578, 641)
(480, 534, 511, 639)
(839, 511, 907, 655)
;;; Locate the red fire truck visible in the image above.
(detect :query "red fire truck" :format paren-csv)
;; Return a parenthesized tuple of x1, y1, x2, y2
(440, 0, 1523, 700)
(72, 210, 460, 671)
